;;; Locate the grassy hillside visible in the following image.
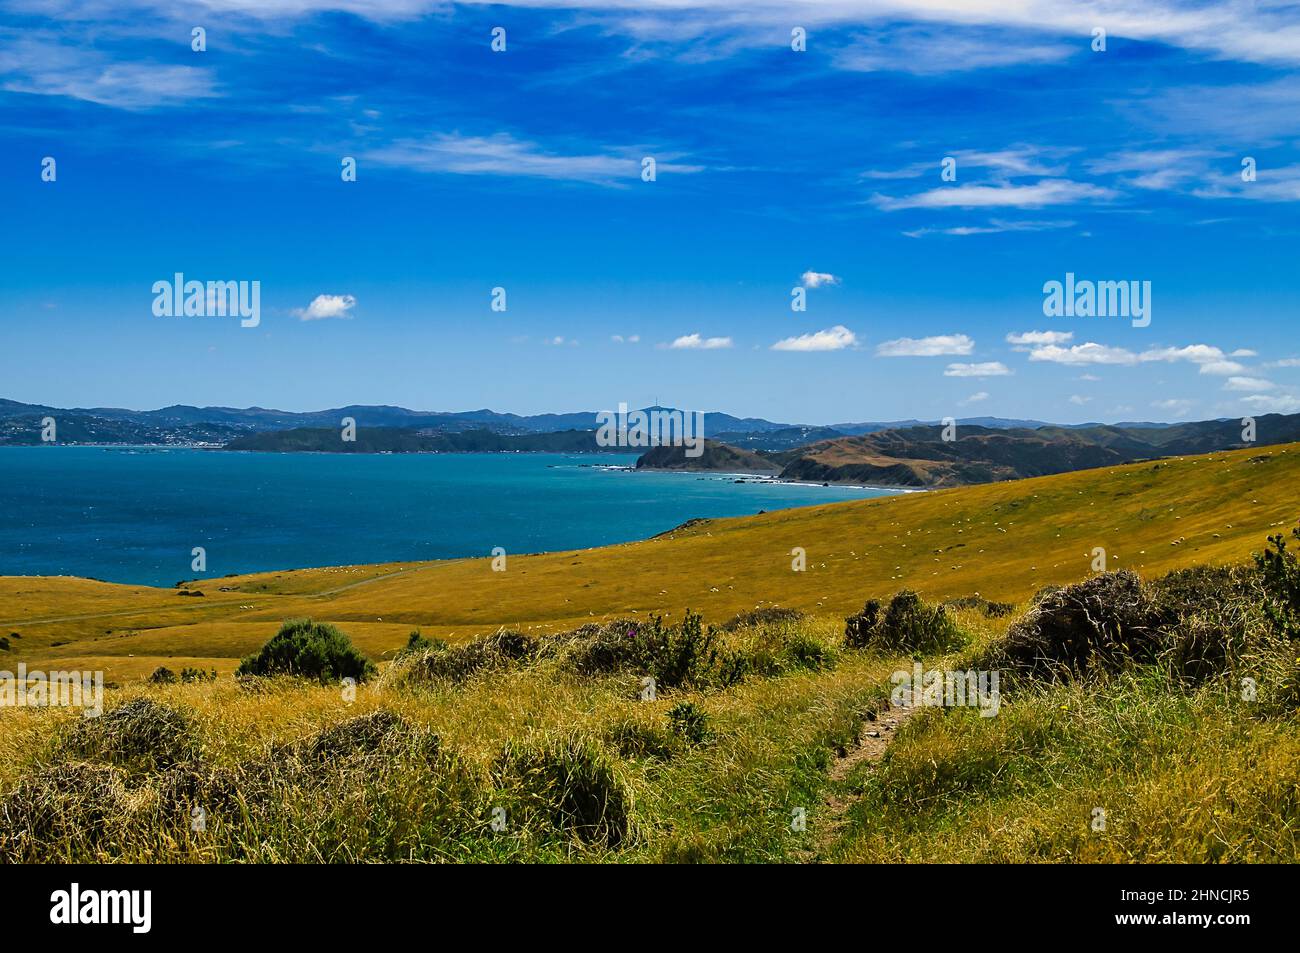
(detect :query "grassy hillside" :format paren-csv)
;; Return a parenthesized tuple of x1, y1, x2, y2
(1, 441, 1298, 863)
(2, 441, 1297, 682)
(635, 439, 779, 473)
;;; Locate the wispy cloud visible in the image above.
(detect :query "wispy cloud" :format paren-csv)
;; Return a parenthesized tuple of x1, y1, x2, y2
(902, 218, 1075, 238)
(875, 334, 973, 357)
(875, 179, 1114, 211)
(1007, 330, 1073, 349)
(363, 132, 701, 186)
(1241, 393, 1300, 414)
(0, 35, 217, 110)
(944, 361, 1011, 378)
(832, 26, 1072, 75)
(1224, 376, 1274, 391)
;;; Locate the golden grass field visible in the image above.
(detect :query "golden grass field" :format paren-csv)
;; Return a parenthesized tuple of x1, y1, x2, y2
(2, 441, 1297, 683)
(1, 441, 1298, 863)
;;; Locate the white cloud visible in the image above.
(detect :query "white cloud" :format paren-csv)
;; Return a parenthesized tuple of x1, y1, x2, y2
(960, 391, 990, 405)
(1224, 376, 1275, 391)
(1077, 373, 1101, 381)
(0, 35, 217, 110)
(1139, 344, 1227, 365)
(1197, 360, 1246, 376)
(294, 293, 356, 321)
(833, 26, 1071, 74)
(944, 361, 1011, 378)
(1006, 329, 1073, 349)
(670, 332, 732, 350)
(611, 334, 640, 344)
(800, 270, 840, 289)
(1241, 394, 1300, 413)
(771, 325, 858, 352)
(1029, 342, 1139, 365)
(1266, 358, 1300, 368)
(364, 132, 701, 186)
(1068, 394, 1091, 405)
(902, 218, 1074, 238)
(875, 334, 973, 357)
(874, 179, 1114, 211)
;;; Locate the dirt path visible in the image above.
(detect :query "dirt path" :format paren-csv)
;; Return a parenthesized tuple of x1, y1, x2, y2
(805, 695, 918, 862)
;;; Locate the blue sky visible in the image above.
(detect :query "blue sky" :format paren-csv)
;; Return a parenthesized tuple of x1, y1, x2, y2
(3, 1, 1300, 426)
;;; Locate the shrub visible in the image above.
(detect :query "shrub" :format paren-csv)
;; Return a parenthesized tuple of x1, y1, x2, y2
(666, 702, 712, 745)
(398, 629, 534, 684)
(1255, 522, 1300, 638)
(784, 633, 836, 671)
(844, 591, 965, 653)
(844, 599, 881, 649)
(179, 667, 217, 684)
(57, 698, 197, 773)
(493, 734, 631, 847)
(398, 629, 443, 659)
(981, 571, 1161, 680)
(236, 619, 375, 683)
(564, 611, 718, 691)
(148, 666, 178, 685)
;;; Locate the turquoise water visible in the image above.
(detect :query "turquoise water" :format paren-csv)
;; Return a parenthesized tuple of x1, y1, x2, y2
(0, 447, 899, 587)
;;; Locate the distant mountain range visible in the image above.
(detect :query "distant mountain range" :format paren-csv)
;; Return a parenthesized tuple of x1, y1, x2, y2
(3, 396, 1285, 491)
(0, 397, 1153, 448)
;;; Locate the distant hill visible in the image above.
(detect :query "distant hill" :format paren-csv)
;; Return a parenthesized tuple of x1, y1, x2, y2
(646, 414, 1300, 488)
(635, 440, 780, 473)
(224, 427, 630, 454)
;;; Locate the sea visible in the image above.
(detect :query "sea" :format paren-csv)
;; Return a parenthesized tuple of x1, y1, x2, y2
(0, 447, 901, 587)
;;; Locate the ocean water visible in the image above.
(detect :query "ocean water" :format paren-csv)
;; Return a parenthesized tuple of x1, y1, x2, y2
(0, 447, 900, 587)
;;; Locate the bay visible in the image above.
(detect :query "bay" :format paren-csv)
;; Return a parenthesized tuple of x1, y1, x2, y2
(0, 447, 900, 587)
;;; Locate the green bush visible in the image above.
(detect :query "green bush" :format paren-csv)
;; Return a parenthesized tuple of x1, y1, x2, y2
(844, 591, 965, 653)
(564, 610, 718, 691)
(666, 702, 712, 745)
(236, 619, 375, 683)
(1255, 521, 1300, 638)
(398, 629, 444, 659)
(148, 666, 178, 685)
